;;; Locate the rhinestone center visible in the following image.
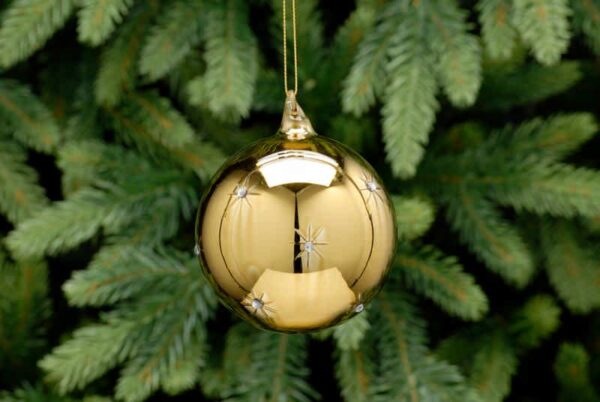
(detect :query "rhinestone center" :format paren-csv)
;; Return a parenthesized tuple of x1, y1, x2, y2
(235, 186, 248, 198)
(366, 181, 378, 192)
(251, 298, 264, 310)
(304, 241, 314, 252)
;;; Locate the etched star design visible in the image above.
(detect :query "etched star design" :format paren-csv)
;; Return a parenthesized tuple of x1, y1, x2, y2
(230, 182, 259, 207)
(360, 173, 384, 204)
(294, 224, 327, 270)
(242, 291, 275, 321)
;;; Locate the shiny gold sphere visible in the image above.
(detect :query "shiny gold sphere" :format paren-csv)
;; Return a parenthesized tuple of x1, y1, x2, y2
(195, 97, 395, 332)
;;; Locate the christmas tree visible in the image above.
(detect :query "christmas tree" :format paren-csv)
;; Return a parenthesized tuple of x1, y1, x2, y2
(1, 0, 600, 401)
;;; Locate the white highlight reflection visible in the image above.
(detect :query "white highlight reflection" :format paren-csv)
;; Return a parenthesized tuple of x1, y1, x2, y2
(257, 150, 338, 187)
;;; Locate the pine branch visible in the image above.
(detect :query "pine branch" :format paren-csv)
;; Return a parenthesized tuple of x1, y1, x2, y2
(477, 0, 517, 59)
(115, 293, 209, 402)
(63, 246, 191, 307)
(0, 259, 49, 381)
(0, 141, 48, 225)
(382, 11, 439, 178)
(139, 0, 204, 81)
(478, 62, 582, 110)
(540, 220, 600, 313)
(243, 333, 318, 402)
(0, 383, 90, 402)
(193, 0, 257, 122)
(335, 347, 376, 402)
(333, 312, 370, 351)
(200, 323, 254, 400)
(489, 113, 597, 160)
(392, 195, 435, 241)
(427, 0, 482, 107)
(468, 332, 517, 402)
(42, 253, 216, 397)
(39, 319, 136, 393)
(77, 0, 135, 46)
(6, 188, 110, 260)
(342, 2, 398, 115)
(508, 295, 560, 350)
(327, 0, 381, 92)
(554, 343, 600, 402)
(572, 0, 600, 54)
(374, 291, 479, 402)
(0, 0, 75, 68)
(490, 161, 600, 218)
(512, 0, 571, 65)
(106, 102, 224, 180)
(394, 245, 489, 320)
(109, 91, 195, 148)
(445, 187, 534, 287)
(6, 169, 195, 259)
(95, 2, 157, 106)
(57, 140, 150, 194)
(0, 79, 61, 152)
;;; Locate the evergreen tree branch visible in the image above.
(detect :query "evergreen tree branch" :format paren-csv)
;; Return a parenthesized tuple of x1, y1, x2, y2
(39, 320, 136, 393)
(540, 220, 600, 313)
(382, 9, 438, 178)
(0, 141, 48, 225)
(468, 331, 517, 402)
(477, 0, 517, 59)
(488, 113, 597, 160)
(109, 91, 195, 148)
(342, 2, 398, 115)
(115, 292, 209, 402)
(333, 312, 370, 351)
(394, 245, 489, 320)
(242, 333, 318, 402)
(0, 258, 49, 382)
(554, 343, 600, 402)
(508, 295, 560, 350)
(393, 195, 435, 241)
(95, 2, 157, 106)
(0, 79, 61, 152)
(572, 0, 600, 54)
(0, 0, 75, 68)
(374, 291, 479, 402)
(77, 0, 135, 46)
(427, 0, 482, 107)
(335, 347, 376, 402)
(139, 0, 204, 81)
(489, 161, 600, 218)
(512, 0, 571, 65)
(193, 0, 257, 122)
(6, 169, 195, 259)
(63, 246, 191, 307)
(477, 62, 582, 110)
(444, 187, 534, 287)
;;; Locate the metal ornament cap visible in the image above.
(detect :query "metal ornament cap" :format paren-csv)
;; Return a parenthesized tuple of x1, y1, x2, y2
(195, 95, 396, 333)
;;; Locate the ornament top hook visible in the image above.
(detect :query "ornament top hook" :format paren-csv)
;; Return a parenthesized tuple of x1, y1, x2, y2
(279, 90, 316, 140)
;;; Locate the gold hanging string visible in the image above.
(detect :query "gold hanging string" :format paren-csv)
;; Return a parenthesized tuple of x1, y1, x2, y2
(282, 0, 298, 96)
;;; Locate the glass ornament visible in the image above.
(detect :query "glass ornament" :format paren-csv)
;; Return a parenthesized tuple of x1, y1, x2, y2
(195, 93, 396, 332)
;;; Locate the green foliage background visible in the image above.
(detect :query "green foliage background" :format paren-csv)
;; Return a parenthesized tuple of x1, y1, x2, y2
(0, 0, 599, 401)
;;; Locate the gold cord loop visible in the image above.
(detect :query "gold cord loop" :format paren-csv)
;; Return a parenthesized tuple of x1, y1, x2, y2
(282, 0, 298, 96)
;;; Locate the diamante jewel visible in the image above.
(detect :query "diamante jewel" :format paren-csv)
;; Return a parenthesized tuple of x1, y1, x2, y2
(251, 298, 264, 309)
(294, 224, 327, 270)
(193, 244, 201, 256)
(235, 185, 248, 198)
(354, 303, 364, 313)
(366, 181, 378, 192)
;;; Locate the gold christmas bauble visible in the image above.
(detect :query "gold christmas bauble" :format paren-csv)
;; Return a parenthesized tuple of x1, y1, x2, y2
(195, 94, 396, 332)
